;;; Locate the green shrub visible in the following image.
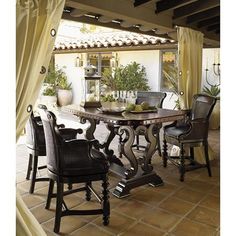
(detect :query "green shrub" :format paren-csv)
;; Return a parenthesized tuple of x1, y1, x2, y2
(43, 87, 56, 96)
(44, 65, 72, 90)
(101, 61, 150, 92)
(57, 76, 72, 90)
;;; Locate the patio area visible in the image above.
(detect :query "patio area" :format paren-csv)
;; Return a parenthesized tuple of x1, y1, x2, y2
(16, 119, 220, 236)
(15, 1, 223, 235)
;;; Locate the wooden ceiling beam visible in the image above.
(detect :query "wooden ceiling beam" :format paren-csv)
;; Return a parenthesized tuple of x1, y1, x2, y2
(207, 24, 220, 31)
(66, 0, 173, 31)
(62, 12, 172, 39)
(173, 0, 220, 20)
(156, 0, 198, 13)
(134, 0, 151, 7)
(186, 6, 220, 24)
(197, 16, 220, 28)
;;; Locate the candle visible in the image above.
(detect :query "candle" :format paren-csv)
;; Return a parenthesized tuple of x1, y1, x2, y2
(214, 51, 216, 64)
(206, 57, 208, 69)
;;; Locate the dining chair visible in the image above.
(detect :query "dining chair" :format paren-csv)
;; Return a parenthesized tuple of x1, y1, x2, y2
(162, 94, 216, 181)
(25, 105, 82, 193)
(133, 91, 167, 156)
(38, 104, 110, 233)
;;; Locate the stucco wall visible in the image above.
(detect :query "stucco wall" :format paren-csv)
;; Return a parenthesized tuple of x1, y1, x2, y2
(55, 53, 86, 104)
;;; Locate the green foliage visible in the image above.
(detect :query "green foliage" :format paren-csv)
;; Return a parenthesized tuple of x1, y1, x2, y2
(44, 64, 58, 85)
(101, 94, 117, 102)
(203, 85, 220, 98)
(44, 65, 72, 90)
(163, 64, 178, 93)
(101, 62, 150, 92)
(80, 23, 97, 33)
(163, 64, 180, 109)
(42, 87, 56, 96)
(57, 76, 72, 90)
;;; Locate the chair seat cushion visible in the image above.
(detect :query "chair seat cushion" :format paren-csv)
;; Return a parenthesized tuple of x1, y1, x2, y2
(49, 148, 109, 177)
(62, 161, 108, 176)
(165, 124, 191, 139)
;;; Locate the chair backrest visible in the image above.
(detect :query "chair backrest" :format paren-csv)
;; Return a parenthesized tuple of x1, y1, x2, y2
(38, 104, 63, 174)
(136, 91, 166, 108)
(191, 94, 216, 121)
(25, 105, 45, 151)
(38, 104, 94, 175)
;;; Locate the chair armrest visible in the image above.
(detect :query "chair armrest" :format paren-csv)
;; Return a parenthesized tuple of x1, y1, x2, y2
(190, 118, 207, 124)
(57, 124, 65, 128)
(164, 121, 178, 130)
(182, 109, 191, 117)
(59, 128, 83, 140)
(179, 118, 208, 140)
(63, 139, 107, 162)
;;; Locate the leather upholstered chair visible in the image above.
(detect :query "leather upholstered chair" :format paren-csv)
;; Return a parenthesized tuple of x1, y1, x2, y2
(134, 91, 166, 156)
(162, 94, 216, 181)
(25, 105, 81, 193)
(38, 104, 110, 233)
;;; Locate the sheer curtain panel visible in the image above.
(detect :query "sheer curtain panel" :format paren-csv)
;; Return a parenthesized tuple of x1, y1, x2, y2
(16, 0, 65, 235)
(177, 27, 215, 164)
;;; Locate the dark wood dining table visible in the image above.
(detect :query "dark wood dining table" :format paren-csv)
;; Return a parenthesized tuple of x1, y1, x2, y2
(61, 105, 185, 198)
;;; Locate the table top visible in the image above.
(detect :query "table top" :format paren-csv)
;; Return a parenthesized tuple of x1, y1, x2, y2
(62, 104, 185, 126)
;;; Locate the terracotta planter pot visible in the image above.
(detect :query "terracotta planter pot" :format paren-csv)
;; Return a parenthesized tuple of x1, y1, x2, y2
(57, 89, 73, 106)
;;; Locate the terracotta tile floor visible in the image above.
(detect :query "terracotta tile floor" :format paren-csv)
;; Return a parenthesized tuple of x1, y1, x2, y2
(16, 122, 220, 236)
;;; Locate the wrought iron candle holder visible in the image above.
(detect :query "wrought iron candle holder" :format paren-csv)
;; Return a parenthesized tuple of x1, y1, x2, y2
(205, 63, 220, 87)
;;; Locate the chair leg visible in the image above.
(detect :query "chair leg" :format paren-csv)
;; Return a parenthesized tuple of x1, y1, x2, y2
(29, 155, 38, 194)
(119, 135, 122, 158)
(162, 138, 168, 167)
(136, 135, 140, 150)
(102, 175, 110, 226)
(156, 129, 162, 157)
(179, 144, 185, 182)
(26, 154, 33, 180)
(54, 182, 63, 233)
(45, 179, 54, 209)
(85, 181, 91, 201)
(190, 147, 195, 165)
(204, 142, 212, 177)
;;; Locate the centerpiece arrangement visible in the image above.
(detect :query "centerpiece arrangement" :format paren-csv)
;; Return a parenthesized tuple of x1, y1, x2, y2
(126, 101, 157, 113)
(99, 61, 152, 114)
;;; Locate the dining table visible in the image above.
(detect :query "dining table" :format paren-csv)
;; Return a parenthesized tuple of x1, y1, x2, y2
(61, 105, 186, 198)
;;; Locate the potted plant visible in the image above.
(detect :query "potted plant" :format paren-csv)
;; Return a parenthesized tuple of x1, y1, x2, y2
(40, 86, 57, 105)
(56, 71, 73, 106)
(101, 61, 150, 93)
(202, 84, 220, 130)
(40, 63, 58, 104)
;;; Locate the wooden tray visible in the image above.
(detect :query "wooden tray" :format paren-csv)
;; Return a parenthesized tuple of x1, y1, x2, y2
(129, 109, 157, 114)
(97, 108, 125, 115)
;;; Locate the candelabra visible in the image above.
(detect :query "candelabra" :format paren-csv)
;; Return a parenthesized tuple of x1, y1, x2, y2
(205, 63, 220, 87)
(213, 63, 220, 77)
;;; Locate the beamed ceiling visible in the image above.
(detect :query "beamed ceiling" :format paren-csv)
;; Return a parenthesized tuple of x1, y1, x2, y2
(63, 0, 220, 48)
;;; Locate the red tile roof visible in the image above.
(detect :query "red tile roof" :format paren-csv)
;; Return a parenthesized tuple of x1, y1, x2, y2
(54, 31, 175, 51)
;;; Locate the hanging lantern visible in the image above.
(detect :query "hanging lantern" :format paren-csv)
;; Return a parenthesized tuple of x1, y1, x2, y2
(80, 65, 101, 108)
